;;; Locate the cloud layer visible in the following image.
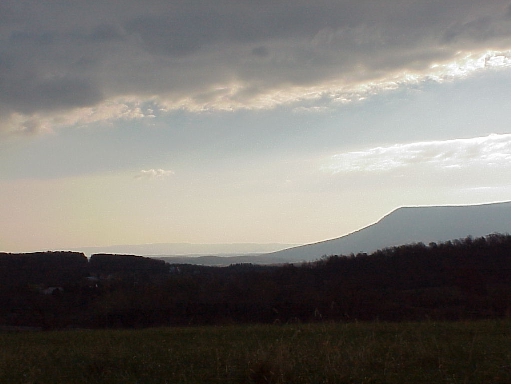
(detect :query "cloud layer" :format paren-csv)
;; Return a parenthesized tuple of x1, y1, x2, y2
(323, 134, 511, 173)
(0, 0, 509, 134)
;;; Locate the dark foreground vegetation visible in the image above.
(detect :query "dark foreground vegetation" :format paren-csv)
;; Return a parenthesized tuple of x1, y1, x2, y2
(0, 320, 509, 383)
(0, 234, 509, 329)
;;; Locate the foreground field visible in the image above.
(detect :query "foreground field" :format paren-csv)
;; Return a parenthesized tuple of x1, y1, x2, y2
(0, 320, 509, 383)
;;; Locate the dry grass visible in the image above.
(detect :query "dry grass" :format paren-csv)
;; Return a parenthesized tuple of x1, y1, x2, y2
(0, 320, 509, 383)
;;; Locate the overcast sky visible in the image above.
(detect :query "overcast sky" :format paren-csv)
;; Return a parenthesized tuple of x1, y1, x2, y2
(0, 0, 510, 252)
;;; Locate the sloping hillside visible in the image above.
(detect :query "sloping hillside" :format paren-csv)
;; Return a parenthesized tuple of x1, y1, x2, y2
(264, 201, 511, 262)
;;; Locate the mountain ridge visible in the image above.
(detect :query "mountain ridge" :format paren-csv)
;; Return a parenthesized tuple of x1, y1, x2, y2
(264, 201, 511, 263)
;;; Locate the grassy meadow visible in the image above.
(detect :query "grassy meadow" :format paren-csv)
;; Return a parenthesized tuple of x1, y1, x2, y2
(0, 320, 509, 383)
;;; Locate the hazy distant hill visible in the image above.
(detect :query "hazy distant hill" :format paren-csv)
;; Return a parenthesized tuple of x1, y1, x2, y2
(76, 242, 297, 257)
(155, 253, 294, 266)
(265, 201, 511, 263)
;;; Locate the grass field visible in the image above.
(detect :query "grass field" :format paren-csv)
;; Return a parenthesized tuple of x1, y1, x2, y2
(0, 320, 509, 383)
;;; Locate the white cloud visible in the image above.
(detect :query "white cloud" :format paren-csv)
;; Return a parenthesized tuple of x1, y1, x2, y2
(135, 169, 175, 179)
(323, 134, 511, 173)
(427, 50, 510, 81)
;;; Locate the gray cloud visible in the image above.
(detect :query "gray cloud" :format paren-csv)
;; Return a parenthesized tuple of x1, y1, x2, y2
(251, 46, 269, 58)
(443, 4, 511, 44)
(0, 0, 509, 134)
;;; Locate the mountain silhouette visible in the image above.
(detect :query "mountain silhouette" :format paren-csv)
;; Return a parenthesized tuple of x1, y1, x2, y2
(264, 201, 511, 263)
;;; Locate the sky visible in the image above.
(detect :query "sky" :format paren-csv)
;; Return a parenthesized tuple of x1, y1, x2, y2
(0, 0, 510, 253)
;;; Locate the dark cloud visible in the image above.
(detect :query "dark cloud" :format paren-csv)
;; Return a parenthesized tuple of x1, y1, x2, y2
(251, 46, 269, 58)
(443, 6, 511, 45)
(87, 24, 126, 43)
(0, 0, 509, 134)
(0, 68, 103, 114)
(125, 15, 215, 56)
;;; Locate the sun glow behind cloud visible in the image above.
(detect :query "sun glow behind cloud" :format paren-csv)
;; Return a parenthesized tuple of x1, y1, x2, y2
(3, 50, 510, 136)
(323, 134, 511, 173)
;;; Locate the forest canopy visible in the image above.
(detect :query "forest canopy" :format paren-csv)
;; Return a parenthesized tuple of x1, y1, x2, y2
(0, 234, 509, 329)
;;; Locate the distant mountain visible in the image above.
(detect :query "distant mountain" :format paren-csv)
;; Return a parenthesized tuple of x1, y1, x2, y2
(155, 254, 293, 266)
(75, 242, 297, 257)
(263, 201, 511, 263)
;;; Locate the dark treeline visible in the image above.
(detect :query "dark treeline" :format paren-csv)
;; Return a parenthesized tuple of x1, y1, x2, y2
(0, 234, 509, 329)
(0, 253, 168, 288)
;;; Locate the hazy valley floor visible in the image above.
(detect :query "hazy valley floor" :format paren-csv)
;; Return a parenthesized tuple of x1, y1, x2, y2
(0, 319, 509, 384)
